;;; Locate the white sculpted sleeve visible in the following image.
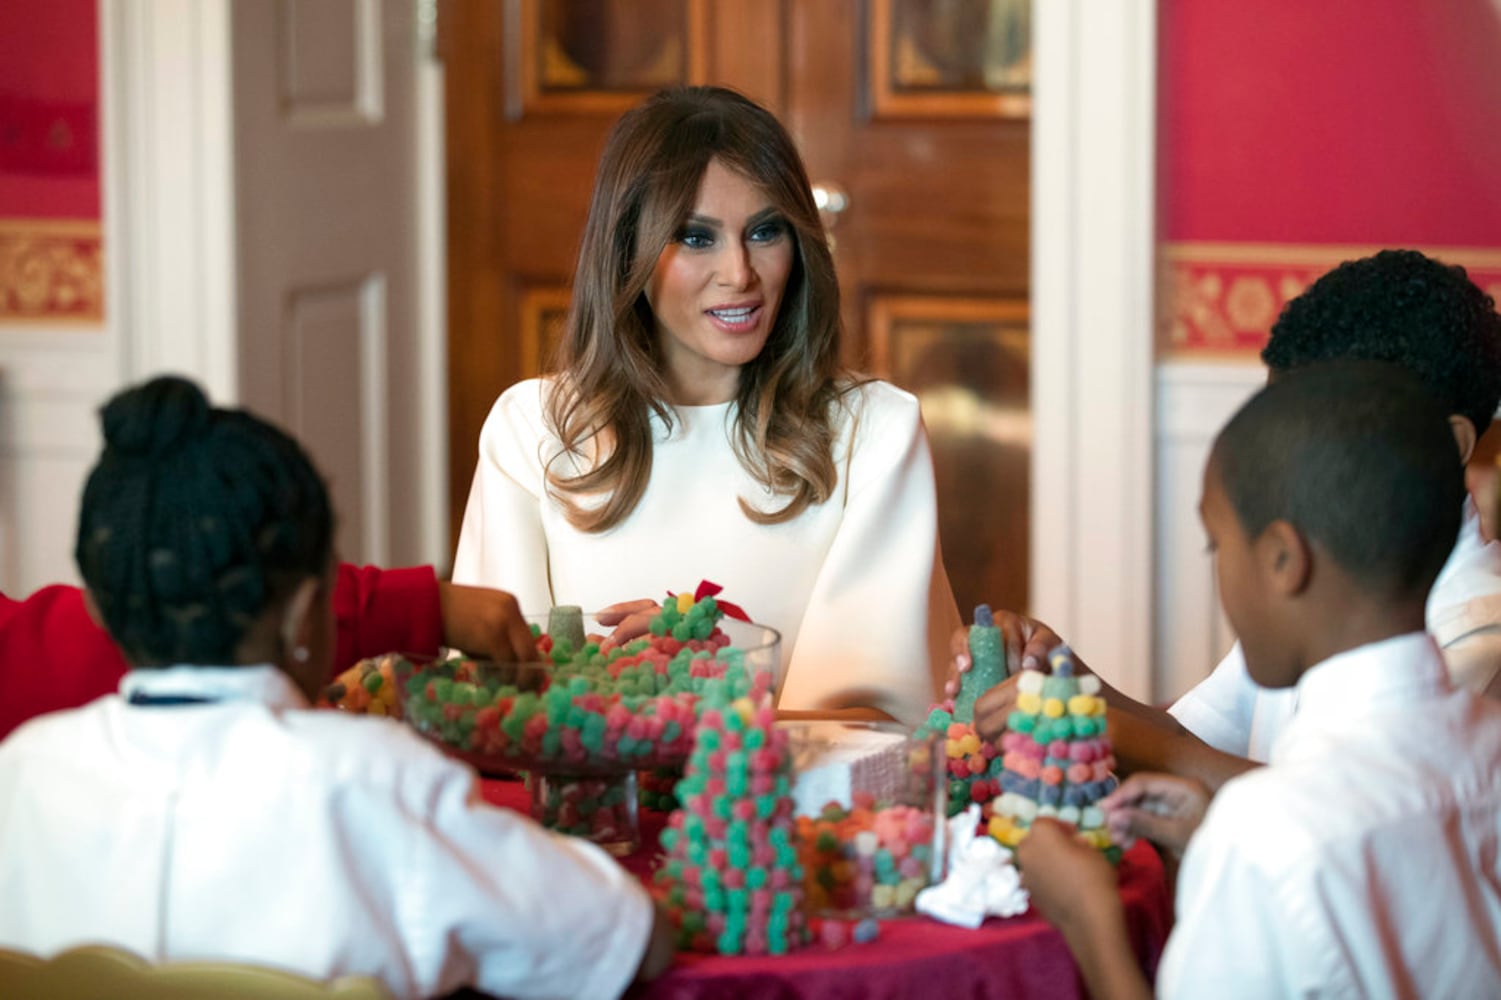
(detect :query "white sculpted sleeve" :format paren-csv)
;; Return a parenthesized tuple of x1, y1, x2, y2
(776, 383, 961, 726)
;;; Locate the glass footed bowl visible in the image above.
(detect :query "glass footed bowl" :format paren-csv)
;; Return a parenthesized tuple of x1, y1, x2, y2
(399, 611, 781, 854)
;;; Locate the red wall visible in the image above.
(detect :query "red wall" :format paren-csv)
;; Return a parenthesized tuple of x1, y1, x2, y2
(1160, 0, 1501, 352)
(0, 0, 102, 322)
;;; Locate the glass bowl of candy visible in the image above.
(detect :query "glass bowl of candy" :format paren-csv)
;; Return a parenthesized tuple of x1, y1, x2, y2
(399, 595, 781, 855)
(784, 720, 947, 919)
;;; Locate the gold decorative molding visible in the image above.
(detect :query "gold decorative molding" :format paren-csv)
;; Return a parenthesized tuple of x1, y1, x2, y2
(0, 218, 104, 323)
(1161, 241, 1501, 355)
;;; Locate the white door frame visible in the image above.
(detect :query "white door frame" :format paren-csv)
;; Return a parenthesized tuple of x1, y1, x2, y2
(1031, 1, 1158, 700)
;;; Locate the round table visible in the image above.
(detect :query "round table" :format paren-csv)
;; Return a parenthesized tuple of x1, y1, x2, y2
(479, 777, 1173, 1000)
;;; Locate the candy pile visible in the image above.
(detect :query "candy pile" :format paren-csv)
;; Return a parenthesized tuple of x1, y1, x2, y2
(987, 644, 1120, 861)
(796, 794, 938, 917)
(915, 606, 1009, 818)
(401, 593, 773, 772)
(321, 652, 411, 718)
(655, 697, 807, 956)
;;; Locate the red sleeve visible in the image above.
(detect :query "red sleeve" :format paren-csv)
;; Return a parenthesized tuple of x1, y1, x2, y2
(331, 563, 444, 674)
(0, 585, 130, 740)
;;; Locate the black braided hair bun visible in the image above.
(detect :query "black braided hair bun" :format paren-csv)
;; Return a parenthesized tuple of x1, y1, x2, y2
(76, 375, 333, 667)
(99, 374, 212, 459)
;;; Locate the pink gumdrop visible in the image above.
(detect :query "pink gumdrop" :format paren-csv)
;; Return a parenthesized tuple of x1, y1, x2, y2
(821, 921, 848, 949)
(1047, 740, 1069, 758)
(1000, 731, 1025, 753)
(1068, 741, 1092, 762)
(1015, 756, 1041, 780)
(1040, 765, 1064, 786)
(733, 799, 757, 821)
(1067, 762, 1092, 784)
(980, 741, 1000, 759)
(770, 868, 790, 889)
(723, 867, 745, 889)
(751, 774, 775, 796)
(899, 856, 924, 880)
(1092, 760, 1113, 781)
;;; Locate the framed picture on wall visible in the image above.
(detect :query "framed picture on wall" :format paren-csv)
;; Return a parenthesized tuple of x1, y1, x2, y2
(868, 0, 1032, 119)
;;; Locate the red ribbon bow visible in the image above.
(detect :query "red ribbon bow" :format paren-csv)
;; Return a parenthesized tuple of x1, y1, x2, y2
(676, 579, 751, 622)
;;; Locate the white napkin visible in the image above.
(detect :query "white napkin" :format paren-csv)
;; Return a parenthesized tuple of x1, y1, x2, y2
(915, 804, 1030, 929)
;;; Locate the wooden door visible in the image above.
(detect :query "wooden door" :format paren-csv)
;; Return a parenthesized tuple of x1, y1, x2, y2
(234, 0, 430, 568)
(444, 0, 1031, 617)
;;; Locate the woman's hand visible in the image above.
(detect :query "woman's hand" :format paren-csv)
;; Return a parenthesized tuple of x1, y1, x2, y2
(593, 598, 661, 653)
(1100, 772, 1209, 859)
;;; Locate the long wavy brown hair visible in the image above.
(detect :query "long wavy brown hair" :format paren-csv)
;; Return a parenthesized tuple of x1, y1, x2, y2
(545, 86, 850, 532)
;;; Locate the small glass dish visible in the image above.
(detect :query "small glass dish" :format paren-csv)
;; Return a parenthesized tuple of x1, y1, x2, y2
(782, 720, 947, 919)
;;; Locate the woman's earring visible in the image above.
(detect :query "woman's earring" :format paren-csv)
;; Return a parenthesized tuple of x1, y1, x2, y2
(292, 646, 310, 663)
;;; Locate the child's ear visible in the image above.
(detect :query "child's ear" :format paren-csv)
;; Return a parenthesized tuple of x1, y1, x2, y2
(279, 577, 322, 659)
(81, 590, 107, 629)
(1449, 414, 1477, 465)
(1259, 519, 1311, 596)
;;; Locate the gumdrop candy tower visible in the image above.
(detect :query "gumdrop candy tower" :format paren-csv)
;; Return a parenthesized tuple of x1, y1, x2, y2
(987, 644, 1120, 862)
(654, 696, 807, 956)
(914, 605, 1008, 817)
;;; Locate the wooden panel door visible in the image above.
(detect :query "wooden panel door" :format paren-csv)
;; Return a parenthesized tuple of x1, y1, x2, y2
(444, 0, 1030, 617)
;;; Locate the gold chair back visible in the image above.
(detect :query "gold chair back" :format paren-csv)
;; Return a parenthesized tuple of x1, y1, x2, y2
(0, 945, 391, 1000)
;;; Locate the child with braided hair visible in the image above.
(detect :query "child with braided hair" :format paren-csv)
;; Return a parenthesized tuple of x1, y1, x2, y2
(0, 376, 671, 1000)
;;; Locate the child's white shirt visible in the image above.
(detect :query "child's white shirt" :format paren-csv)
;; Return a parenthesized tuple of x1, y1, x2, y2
(1158, 632, 1501, 998)
(0, 665, 653, 1000)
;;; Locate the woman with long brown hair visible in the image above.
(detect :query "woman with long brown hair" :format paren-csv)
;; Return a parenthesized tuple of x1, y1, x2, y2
(453, 86, 959, 724)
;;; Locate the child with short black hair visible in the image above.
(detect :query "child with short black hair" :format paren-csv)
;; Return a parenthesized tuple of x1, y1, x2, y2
(0, 375, 672, 1000)
(1018, 361, 1501, 998)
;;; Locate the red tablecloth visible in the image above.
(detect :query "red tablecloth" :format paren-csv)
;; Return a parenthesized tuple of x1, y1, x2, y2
(479, 777, 1173, 1000)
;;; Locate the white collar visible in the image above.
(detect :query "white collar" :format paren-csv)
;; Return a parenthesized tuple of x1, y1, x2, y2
(1286, 632, 1449, 729)
(120, 664, 310, 711)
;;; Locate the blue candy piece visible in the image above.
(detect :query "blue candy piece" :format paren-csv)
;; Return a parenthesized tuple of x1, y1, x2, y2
(852, 918, 881, 944)
(974, 604, 995, 628)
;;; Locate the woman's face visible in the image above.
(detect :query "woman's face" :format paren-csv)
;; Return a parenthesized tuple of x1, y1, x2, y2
(645, 157, 795, 405)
